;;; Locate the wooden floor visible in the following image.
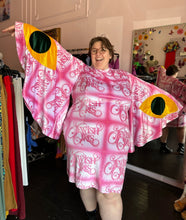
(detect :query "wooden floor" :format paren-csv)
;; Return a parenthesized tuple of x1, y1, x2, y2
(128, 137, 184, 185)
(7, 153, 184, 220)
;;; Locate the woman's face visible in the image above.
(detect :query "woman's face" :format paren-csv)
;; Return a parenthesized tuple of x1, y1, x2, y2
(90, 41, 111, 70)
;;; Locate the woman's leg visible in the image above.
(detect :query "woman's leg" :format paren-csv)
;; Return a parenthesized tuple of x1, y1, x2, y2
(160, 127, 172, 153)
(96, 191, 123, 220)
(174, 142, 186, 213)
(80, 188, 97, 211)
(176, 127, 186, 155)
(160, 127, 169, 143)
(177, 127, 186, 144)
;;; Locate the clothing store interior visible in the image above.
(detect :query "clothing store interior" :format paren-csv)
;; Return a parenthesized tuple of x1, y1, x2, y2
(1, 6, 186, 219)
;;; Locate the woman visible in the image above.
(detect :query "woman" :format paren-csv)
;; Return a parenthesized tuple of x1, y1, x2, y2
(156, 65, 186, 155)
(3, 23, 182, 220)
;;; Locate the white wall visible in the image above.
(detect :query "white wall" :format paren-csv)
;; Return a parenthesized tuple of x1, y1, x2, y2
(0, 0, 186, 73)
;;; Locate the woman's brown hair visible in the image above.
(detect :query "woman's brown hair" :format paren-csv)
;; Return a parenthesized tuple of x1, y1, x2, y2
(166, 65, 179, 76)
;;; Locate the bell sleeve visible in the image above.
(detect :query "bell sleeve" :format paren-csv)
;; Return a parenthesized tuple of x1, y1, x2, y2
(128, 75, 183, 153)
(15, 22, 85, 139)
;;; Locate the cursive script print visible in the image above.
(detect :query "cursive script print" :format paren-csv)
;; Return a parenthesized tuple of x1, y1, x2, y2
(110, 101, 129, 122)
(70, 151, 101, 175)
(73, 97, 103, 117)
(46, 85, 71, 111)
(136, 127, 153, 145)
(77, 76, 105, 92)
(108, 126, 129, 151)
(104, 155, 126, 180)
(68, 122, 104, 147)
(31, 68, 55, 96)
(112, 81, 131, 96)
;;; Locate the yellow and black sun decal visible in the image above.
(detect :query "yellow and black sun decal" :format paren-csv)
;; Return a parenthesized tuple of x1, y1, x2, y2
(23, 23, 57, 70)
(140, 94, 178, 118)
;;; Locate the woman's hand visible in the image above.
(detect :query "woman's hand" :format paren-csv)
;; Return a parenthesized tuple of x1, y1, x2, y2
(2, 25, 15, 36)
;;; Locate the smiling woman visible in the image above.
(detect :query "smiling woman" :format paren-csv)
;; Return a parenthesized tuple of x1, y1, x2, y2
(2, 21, 183, 220)
(88, 36, 114, 71)
(90, 41, 111, 70)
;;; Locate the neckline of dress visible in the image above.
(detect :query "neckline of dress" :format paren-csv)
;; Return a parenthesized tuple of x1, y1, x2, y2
(91, 66, 110, 72)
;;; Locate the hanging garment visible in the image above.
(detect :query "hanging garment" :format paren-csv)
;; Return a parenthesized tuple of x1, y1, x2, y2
(73, 53, 90, 65)
(26, 121, 38, 152)
(15, 22, 182, 193)
(56, 133, 66, 159)
(30, 120, 45, 140)
(13, 78, 28, 186)
(0, 93, 6, 220)
(3, 76, 17, 206)
(8, 81, 26, 219)
(109, 55, 119, 69)
(0, 76, 17, 211)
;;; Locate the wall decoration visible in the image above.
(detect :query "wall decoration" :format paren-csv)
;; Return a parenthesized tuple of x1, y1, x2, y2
(177, 28, 184, 35)
(138, 35, 142, 40)
(163, 41, 180, 53)
(144, 34, 149, 40)
(132, 23, 186, 77)
(0, 0, 10, 22)
(169, 30, 174, 35)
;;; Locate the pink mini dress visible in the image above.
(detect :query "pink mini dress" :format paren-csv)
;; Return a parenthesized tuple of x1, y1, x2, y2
(15, 22, 182, 193)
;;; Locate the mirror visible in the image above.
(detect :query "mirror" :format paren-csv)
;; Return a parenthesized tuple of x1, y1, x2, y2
(128, 23, 186, 187)
(131, 23, 186, 80)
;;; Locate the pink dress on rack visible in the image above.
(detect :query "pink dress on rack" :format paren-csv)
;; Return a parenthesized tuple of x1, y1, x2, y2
(156, 66, 186, 127)
(15, 22, 182, 193)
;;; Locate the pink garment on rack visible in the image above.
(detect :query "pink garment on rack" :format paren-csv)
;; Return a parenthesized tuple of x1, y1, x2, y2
(109, 56, 119, 69)
(15, 22, 182, 193)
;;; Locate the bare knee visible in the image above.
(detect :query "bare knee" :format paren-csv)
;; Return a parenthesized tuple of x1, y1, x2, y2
(96, 191, 121, 202)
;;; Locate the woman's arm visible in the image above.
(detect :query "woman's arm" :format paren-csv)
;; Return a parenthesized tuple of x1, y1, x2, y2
(2, 25, 15, 36)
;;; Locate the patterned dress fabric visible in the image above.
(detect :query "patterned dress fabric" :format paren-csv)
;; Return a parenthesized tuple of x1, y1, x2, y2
(156, 66, 186, 127)
(15, 22, 182, 193)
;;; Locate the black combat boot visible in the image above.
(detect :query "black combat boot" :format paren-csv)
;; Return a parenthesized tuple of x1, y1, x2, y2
(177, 143, 185, 155)
(160, 142, 173, 153)
(86, 209, 97, 220)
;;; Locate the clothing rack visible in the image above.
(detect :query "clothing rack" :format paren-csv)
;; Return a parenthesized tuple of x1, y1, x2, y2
(67, 48, 119, 57)
(114, 53, 119, 57)
(67, 48, 120, 69)
(0, 62, 20, 77)
(67, 48, 89, 53)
